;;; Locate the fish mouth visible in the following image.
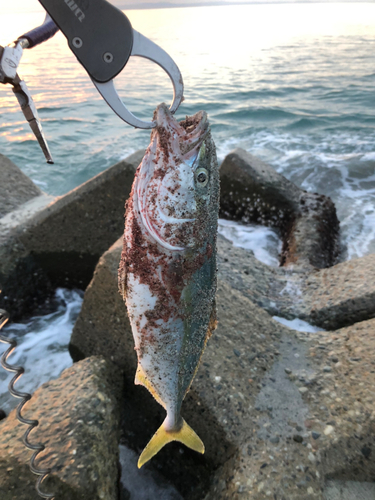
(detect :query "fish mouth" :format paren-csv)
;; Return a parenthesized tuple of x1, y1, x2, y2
(137, 104, 209, 251)
(179, 111, 209, 157)
(154, 103, 209, 162)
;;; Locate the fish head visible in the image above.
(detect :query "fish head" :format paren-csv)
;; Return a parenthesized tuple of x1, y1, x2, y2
(136, 103, 219, 252)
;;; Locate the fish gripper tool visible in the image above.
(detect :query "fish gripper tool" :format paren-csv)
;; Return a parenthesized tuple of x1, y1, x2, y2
(0, 309, 55, 499)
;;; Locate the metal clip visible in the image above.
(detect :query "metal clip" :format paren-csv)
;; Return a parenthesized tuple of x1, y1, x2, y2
(11, 78, 54, 164)
(0, 43, 54, 164)
(92, 30, 184, 129)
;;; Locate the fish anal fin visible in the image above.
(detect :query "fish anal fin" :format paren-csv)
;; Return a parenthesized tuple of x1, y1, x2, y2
(138, 418, 204, 468)
(135, 365, 166, 409)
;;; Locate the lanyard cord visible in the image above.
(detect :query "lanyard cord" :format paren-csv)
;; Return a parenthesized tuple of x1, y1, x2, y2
(0, 309, 54, 499)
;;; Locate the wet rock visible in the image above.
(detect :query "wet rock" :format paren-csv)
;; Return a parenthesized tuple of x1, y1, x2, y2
(324, 480, 375, 500)
(0, 357, 123, 500)
(305, 319, 375, 485)
(0, 153, 42, 218)
(220, 148, 340, 269)
(70, 239, 134, 371)
(217, 234, 375, 330)
(220, 148, 301, 226)
(299, 254, 375, 329)
(0, 150, 143, 319)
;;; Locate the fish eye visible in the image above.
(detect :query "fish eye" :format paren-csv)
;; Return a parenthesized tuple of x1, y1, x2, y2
(196, 168, 209, 187)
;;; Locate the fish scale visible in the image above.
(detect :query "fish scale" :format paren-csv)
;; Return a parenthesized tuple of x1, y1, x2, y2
(119, 103, 220, 468)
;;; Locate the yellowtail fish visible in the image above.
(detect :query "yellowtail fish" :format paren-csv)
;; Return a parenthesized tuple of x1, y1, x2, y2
(118, 103, 220, 468)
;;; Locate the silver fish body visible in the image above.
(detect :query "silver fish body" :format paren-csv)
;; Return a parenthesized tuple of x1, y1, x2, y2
(119, 103, 219, 467)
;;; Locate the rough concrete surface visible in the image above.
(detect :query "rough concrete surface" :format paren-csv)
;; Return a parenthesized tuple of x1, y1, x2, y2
(305, 320, 375, 484)
(220, 148, 340, 269)
(0, 194, 55, 232)
(324, 480, 375, 500)
(0, 150, 143, 319)
(202, 304, 375, 499)
(300, 254, 375, 329)
(0, 357, 123, 500)
(0, 153, 42, 218)
(69, 238, 134, 370)
(217, 234, 375, 330)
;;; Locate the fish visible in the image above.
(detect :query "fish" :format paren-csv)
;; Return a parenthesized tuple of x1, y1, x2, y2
(118, 103, 220, 468)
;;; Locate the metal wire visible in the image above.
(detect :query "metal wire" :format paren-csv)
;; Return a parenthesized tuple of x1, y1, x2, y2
(0, 308, 55, 499)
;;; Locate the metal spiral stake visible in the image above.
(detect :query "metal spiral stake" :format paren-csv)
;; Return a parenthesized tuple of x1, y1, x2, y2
(0, 309, 55, 499)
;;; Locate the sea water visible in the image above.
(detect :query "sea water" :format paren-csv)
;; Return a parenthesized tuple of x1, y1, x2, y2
(1, 3, 375, 258)
(0, 289, 83, 413)
(0, 3, 374, 497)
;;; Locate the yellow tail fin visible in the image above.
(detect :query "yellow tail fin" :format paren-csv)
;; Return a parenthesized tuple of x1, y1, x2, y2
(138, 418, 205, 468)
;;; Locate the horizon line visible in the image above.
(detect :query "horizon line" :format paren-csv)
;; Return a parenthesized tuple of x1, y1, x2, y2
(117, 0, 375, 8)
(8, 0, 375, 15)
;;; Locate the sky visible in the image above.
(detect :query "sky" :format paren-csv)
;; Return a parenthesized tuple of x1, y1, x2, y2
(3, 0, 247, 14)
(112, 0, 374, 7)
(3, 0, 374, 15)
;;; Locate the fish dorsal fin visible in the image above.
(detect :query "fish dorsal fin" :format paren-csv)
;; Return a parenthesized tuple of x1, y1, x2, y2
(138, 417, 204, 468)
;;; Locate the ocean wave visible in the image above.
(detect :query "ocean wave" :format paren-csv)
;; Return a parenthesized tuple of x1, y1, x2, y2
(1, 3, 375, 262)
(216, 127, 375, 260)
(0, 289, 83, 413)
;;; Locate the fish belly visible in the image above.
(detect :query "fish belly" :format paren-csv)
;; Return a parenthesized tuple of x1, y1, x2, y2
(126, 271, 184, 415)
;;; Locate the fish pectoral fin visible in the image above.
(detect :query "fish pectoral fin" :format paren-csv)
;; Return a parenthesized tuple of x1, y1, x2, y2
(138, 418, 205, 468)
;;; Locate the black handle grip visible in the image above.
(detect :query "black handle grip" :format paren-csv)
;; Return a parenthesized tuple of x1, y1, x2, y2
(19, 17, 59, 48)
(39, 0, 133, 83)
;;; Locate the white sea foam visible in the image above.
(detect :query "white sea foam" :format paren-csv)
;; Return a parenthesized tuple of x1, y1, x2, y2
(0, 288, 83, 413)
(217, 126, 375, 261)
(279, 279, 302, 301)
(361, 152, 375, 162)
(272, 316, 324, 333)
(31, 179, 48, 188)
(218, 219, 282, 267)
